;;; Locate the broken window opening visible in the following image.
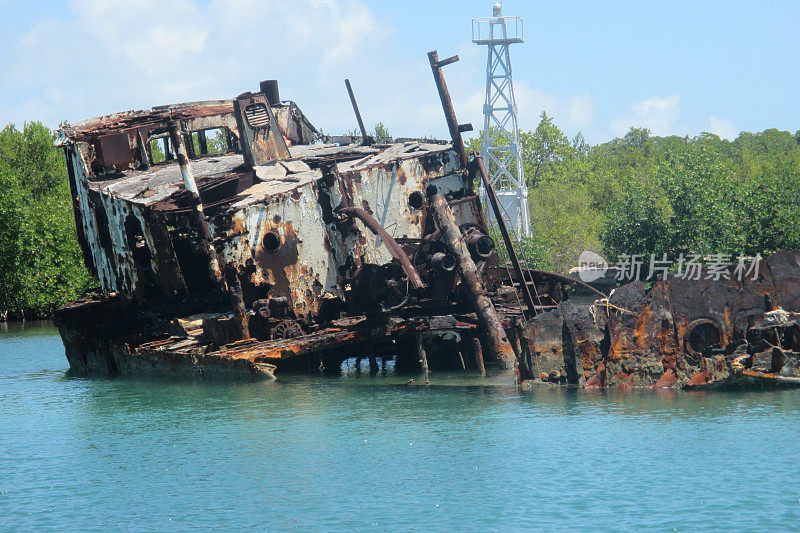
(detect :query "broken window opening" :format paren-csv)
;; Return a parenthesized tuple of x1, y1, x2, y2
(149, 138, 166, 164)
(191, 128, 230, 157)
(124, 213, 152, 268)
(92, 199, 114, 258)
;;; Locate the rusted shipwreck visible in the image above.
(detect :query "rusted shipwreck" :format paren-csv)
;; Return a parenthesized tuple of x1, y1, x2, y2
(53, 52, 800, 389)
(530, 252, 800, 390)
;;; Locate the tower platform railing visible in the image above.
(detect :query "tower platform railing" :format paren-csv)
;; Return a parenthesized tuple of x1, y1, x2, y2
(471, 16, 524, 44)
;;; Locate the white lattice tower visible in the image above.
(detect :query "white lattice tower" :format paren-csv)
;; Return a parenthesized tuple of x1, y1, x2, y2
(472, 3, 530, 238)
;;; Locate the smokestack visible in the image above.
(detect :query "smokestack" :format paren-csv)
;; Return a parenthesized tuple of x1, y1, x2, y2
(260, 80, 280, 106)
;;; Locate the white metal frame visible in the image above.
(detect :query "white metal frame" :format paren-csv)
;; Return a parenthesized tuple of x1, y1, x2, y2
(472, 13, 530, 238)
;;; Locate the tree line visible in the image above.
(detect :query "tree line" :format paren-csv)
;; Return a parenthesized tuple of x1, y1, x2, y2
(470, 114, 800, 274)
(0, 123, 94, 320)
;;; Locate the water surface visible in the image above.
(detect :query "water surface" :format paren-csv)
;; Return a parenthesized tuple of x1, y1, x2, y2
(1, 322, 799, 531)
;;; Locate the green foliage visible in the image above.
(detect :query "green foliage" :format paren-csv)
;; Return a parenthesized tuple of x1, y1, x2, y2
(601, 128, 800, 260)
(1, 113, 797, 319)
(209, 129, 229, 154)
(149, 138, 165, 163)
(0, 122, 94, 318)
(472, 113, 800, 273)
(520, 111, 574, 186)
(191, 129, 229, 156)
(488, 226, 548, 274)
(373, 122, 390, 142)
(529, 181, 604, 273)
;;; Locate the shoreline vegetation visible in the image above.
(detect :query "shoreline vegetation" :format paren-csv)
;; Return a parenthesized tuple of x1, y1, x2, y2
(1, 116, 798, 321)
(0, 123, 95, 322)
(468, 113, 800, 273)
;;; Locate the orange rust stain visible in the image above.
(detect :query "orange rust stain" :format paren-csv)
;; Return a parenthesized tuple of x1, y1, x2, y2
(633, 307, 651, 349)
(723, 306, 732, 345)
(654, 369, 677, 388)
(686, 371, 708, 386)
(616, 373, 635, 389)
(742, 370, 777, 378)
(674, 321, 688, 364)
(583, 374, 602, 388)
(609, 331, 625, 362)
(656, 311, 678, 370)
(231, 214, 246, 235)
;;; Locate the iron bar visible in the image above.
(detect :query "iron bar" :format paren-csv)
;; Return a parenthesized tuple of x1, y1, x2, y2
(338, 206, 425, 290)
(427, 51, 469, 170)
(344, 79, 371, 145)
(472, 337, 486, 376)
(225, 267, 250, 340)
(473, 150, 536, 315)
(168, 120, 223, 286)
(428, 193, 517, 370)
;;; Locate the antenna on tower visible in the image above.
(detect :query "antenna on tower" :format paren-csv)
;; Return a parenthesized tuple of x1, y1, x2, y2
(472, 3, 530, 238)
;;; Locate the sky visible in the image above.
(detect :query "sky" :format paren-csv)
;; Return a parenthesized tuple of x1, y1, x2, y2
(0, 0, 798, 144)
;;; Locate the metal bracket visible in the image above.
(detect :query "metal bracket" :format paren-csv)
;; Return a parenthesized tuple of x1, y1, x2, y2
(435, 55, 460, 68)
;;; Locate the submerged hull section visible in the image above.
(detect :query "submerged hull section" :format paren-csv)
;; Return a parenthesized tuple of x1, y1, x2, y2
(522, 251, 800, 390)
(54, 250, 800, 389)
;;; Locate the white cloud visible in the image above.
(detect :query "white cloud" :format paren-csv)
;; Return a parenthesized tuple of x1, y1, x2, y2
(1, 1, 599, 144)
(567, 95, 595, 130)
(707, 116, 737, 140)
(4, 0, 385, 128)
(513, 85, 595, 132)
(2, 0, 604, 145)
(610, 94, 680, 137)
(69, 0, 209, 75)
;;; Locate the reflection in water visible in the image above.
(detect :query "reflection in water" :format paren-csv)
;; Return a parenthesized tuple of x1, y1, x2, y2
(1, 322, 799, 530)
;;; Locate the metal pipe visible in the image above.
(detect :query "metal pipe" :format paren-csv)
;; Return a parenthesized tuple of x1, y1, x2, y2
(168, 120, 223, 285)
(428, 193, 517, 370)
(163, 136, 174, 161)
(369, 352, 379, 376)
(473, 150, 537, 315)
(136, 131, 150, 170)
(458, 346, 467, 378)
(427, 50, 469, 170)
(466, 233, 494, 259)
(184, 132, 196, 160)
(338, 207, 425, 290)
(524, 268, 609, 300)
(430, 252, 457, 273)
(472, 337, 486, 376)
(344, 79, 371, 145)
(416, 332, 430, 383)
(197, 130, 208, 155)
(260, 80, 280, 106)
(169, 121, 199, 196)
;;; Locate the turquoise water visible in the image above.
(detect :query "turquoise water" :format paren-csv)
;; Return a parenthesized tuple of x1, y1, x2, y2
(1, 322, 799, 531)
